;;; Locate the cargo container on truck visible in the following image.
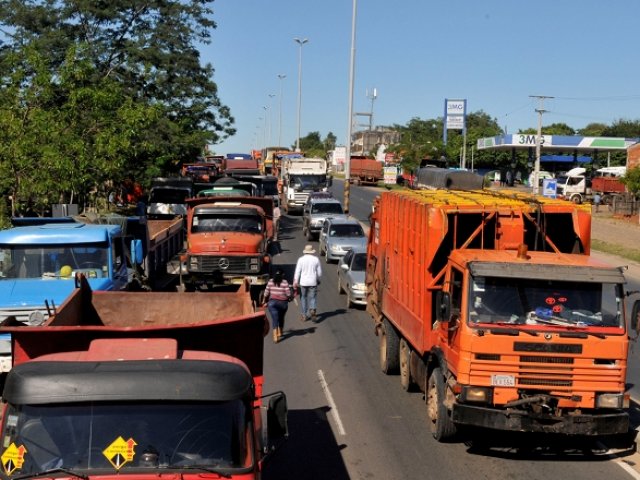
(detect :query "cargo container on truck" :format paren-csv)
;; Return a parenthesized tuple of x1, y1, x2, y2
(366, 169, 636, 441)
(349, 157, 383, 186)
(0, 275, 287, 478)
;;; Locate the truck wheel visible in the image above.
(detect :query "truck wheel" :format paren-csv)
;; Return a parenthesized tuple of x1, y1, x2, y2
(399, 338, 413, 392)
(380, 318, 400, 374)
(571, 195, 582, 204)
(427, 367, 457, 442)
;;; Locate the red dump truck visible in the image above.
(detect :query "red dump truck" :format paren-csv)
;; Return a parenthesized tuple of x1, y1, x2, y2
(366, 169, 636, 441)
(349, 157, 383, 186)
(180, 196, 274, 292)
(0, 275, 287, 479)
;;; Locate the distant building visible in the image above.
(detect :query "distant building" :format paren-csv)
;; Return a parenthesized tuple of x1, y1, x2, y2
(351, 127, 400, 156)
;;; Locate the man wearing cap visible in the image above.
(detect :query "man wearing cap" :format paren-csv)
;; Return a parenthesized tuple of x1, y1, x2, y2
(293, 244, 322, 321)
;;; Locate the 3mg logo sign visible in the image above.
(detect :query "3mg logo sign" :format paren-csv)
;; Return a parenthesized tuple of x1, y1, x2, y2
(516, 134, 550, 146)
(446, 100, 465, 115)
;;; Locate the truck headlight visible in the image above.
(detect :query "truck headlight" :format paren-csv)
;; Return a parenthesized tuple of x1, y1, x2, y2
(189, 257, 200, 271)
(596, 393, 626, 409)
(460, 386, 493, 404)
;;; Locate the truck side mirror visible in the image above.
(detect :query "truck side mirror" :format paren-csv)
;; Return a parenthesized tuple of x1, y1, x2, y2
(267, 392, 289, 445)
(130, 239, 143, 265)
(631, 300, 640, 332)
(435, 291, 451, 322)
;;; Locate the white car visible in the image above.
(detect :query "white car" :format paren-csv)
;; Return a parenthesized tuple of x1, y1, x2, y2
(337, 247, 367, 308)
(319, 218, 366, 263)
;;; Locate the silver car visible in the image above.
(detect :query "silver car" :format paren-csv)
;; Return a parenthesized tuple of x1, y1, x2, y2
(319, 218, 366, 263)
(337, 247, 367, 308)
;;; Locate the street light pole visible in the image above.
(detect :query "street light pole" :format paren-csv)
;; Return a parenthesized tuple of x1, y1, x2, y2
(344, 0, 357, 214)
(277, 74, 286, 147)
(268, 94, 275, 146)
(294, 37, 308, 152)
(262, 106, 268, 150)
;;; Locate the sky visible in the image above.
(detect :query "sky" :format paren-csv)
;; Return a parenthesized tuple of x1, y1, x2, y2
(203, 0, 640, 155)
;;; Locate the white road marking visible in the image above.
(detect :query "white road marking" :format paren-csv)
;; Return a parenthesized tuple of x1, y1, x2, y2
(616, 459, 640, 480)
(318, 369, 347, 436)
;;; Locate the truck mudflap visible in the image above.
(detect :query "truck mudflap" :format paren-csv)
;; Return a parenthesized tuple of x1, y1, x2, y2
(452, 403, 629, 435)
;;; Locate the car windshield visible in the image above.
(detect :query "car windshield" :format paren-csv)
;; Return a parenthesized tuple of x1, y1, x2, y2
(330, 225, 364, 237)
(192, 214, 262, 233)
(0, 245, 109, 279)
(351, 253, 367, 271)
(468, 276, 624, 328)
(2, 401, 251, 476)
(311, 203, 343, 215)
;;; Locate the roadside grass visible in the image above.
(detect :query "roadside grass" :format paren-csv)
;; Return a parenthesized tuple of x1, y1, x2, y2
(592, 239, 640, 263)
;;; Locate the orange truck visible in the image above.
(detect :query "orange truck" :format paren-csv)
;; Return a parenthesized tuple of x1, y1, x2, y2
(180, 197, 274, 292)
(366, 170, 637, 441)
(0, 275, 287, 478)
(349, 157, 383, 185)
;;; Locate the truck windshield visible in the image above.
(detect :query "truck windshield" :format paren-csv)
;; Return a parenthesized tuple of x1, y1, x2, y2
(2, 401, 251, 476)
(290, 174, 327, 190)
(192, 214, 262, 233)
(468, 276, 623, 328)
(0, 245, 109, 280)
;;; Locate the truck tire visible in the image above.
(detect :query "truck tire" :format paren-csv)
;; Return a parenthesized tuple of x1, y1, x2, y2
(380, 318, 400, 374)
(427, 367, 457, 442)
(399, 338, 414, 392)
(570, 194, 582, 204)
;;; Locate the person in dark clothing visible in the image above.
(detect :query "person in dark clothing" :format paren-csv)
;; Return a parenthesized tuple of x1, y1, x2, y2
(263, 269, 293, 343)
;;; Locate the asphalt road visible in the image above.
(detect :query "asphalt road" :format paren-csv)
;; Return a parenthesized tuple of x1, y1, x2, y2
(261, 180, 640, 480)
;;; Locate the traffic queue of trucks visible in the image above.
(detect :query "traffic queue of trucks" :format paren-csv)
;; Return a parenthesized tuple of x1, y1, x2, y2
(365, 168, 637, 441)
(277, 153, 330, 214)
(0, 274, 288, 479)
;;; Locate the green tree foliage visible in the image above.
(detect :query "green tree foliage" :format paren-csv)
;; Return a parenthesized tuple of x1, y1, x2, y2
(0, 0, 234, 214)
(0, 45, 160, 214)
(387, 111, 503, 173)
(621, 166, 640, 195)
(578, 123, 608, 136)
(297, 131, 325, 158)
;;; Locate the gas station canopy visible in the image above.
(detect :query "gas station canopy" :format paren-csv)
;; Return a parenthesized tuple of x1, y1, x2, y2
(477, 134, 637, 155)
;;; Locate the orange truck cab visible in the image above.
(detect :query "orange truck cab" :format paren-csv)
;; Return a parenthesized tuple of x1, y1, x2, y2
(366, 169, 637, 441)
(0, 275, 287, 478)
(181, 197, 274, 292)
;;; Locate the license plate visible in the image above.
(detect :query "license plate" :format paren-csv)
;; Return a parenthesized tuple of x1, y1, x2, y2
(491, 374, 515, 387)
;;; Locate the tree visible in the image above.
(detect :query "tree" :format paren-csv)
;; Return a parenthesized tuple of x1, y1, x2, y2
(621, 166, 640, 195)
(0, 44, 159, 215)
(0, 0, 234, 174)
(297, 131, 325, 157)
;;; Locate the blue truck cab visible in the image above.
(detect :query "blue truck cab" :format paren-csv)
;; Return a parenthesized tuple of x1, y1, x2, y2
(0, 222, 132, 323)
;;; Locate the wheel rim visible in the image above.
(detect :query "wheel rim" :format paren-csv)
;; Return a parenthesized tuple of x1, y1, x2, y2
(400, 341, 410, 386)
(380, 331, 387, 369)
(426, 377, 438, 428)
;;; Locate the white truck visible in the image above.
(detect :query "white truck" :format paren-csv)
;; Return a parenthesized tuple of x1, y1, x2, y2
(556, 166, 626, 204)
(279, 155, 329, 214)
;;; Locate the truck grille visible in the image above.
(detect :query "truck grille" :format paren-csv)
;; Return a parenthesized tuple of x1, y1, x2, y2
(197, 256, 261, 273)
(471, 352, 623, 392)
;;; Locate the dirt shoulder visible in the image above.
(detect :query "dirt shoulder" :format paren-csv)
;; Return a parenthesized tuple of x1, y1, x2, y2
(591, 208, 640, 263)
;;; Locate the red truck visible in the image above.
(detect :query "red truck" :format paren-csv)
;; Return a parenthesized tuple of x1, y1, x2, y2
(0, 275, 287, 479)
(349, 157, 383, 185)
(180, 196, 274, 292)
(366, 170, 636, 441)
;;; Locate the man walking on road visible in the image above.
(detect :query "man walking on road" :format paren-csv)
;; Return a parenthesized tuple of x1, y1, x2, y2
(293, 244, 322, 322)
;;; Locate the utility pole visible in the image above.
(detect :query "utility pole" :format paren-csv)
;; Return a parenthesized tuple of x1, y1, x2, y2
(529, 95, 554, 194)
(294, 37, 309, 152)
(344, 0, 357, 214)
